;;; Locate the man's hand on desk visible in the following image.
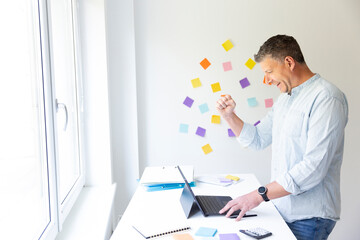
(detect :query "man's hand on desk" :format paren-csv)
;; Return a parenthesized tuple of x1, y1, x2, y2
(219, 190, 263, 221)
(219, 181, 291, 221)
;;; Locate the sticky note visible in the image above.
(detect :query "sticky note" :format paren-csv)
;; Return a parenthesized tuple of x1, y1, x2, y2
(223, 61, 232, 71)
(228, 129, 235, 137)
(211, 82, 221, 93)
(225, 175, 240, 181)
(239, 78, 250, 88)
(245, 58, 256, 70)
(199, 103, 209, 114)
(202, 144, 213, 155)
(247, 97, 257, 107)
(222, 39, 234, 51)
(254, 120, 260, 126)
(200, 58, 211, 70)
(211, 115, 221, 124)
(179, 124, 189, 133)
(191, 78, 202, 88)
(265, 98, 274, 108)
(219, 177, 232, 183)
(219, 233, 240, 240)
(195, 227, 217, 237)
(173, 233, 194, 240)
(183, 96, 194, 108)
(196, 127, 206, 137)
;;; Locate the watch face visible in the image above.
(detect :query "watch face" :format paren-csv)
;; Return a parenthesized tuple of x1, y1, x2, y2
(258, 186, 266, 194)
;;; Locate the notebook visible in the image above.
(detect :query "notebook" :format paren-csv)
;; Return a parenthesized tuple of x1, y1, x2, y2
(140, 165, 194, 186)
(132, 221, 190, 239)
(177, 166, 257, 218)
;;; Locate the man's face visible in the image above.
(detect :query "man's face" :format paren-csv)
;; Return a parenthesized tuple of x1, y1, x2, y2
(260, 57, 292, 94)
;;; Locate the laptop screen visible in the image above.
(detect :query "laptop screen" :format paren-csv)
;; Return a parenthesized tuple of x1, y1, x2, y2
(177, 166, 204, 217)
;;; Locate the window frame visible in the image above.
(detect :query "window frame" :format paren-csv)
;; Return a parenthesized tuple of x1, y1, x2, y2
(45, 0, 86, 228)
(38, 0, 86, 237)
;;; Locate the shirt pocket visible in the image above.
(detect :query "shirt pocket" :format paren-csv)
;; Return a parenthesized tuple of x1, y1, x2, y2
(283, 110, 305, 137)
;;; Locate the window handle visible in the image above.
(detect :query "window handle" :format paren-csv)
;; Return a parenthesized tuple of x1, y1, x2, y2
(56, 99, 68, 131)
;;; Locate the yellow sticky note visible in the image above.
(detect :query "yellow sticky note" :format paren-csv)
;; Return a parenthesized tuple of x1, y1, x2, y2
(225, 175, 240, 181)
(191, 78, 202, 88)
(222, 39, 234, 51)
(211, 115, 221, 124)
(211, 82, 221, 93)
(245, 58, 256, 70)
(173, 233, 194, 240)
(202, 144, 213, 155)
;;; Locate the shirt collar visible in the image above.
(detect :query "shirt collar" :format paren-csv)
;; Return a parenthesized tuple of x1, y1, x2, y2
(290, 73, 320, 95)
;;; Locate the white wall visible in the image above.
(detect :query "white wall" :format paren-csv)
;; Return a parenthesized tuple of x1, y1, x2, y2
(106, 0, 360, 238)
(105, 0, 140, 228)
(79, 0, 112, 186)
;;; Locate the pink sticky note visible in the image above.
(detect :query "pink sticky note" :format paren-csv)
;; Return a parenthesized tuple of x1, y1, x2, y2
(265, 98, 273, 108)
(223, 61, 232, 72)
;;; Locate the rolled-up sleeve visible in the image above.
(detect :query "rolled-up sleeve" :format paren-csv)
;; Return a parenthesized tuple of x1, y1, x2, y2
(237, 108, 274, 150)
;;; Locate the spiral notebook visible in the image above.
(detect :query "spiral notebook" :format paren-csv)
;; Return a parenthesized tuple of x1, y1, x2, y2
(132, 221, 191, 239)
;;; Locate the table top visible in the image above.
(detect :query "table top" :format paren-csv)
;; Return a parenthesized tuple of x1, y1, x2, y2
(110, 173, 296, 240)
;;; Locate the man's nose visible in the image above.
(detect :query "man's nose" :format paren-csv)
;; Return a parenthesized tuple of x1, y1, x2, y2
(264, 75, 272, 85)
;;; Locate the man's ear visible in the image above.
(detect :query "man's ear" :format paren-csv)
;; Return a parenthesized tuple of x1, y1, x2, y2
(284, 56, 295, 71)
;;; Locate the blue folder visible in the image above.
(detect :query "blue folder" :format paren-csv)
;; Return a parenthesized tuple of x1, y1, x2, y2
(144, 182, 196, 192)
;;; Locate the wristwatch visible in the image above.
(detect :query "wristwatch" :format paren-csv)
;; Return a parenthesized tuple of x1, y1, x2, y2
(258, 186, 270, 202)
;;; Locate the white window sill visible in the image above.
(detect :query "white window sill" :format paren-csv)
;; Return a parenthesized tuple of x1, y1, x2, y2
(56, 184, 116, 240)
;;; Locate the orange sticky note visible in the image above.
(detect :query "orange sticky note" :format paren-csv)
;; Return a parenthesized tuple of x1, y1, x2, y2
(222, 39, 234, 51)
(211, 82, 221, 93)
(200, 58, 211, 70)
(245, 58, 256, 70)
(221, 94, 226, 97)
(173, 233, 194, 240)
(202, 144, 213, 155)
(211, 115, 221, 124)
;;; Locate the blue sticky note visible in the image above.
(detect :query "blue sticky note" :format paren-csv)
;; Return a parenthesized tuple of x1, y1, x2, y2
(179, 124, 189, 133)
(195, 227, 217, 237)
(247, 97, 257, 107)
(199, 103, 209, 114)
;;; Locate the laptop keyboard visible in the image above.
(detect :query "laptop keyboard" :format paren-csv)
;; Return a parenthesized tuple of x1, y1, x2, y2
(196, 195, 224, 215)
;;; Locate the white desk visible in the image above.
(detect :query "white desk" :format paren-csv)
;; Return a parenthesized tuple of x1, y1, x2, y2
(111, 174, 296, 239)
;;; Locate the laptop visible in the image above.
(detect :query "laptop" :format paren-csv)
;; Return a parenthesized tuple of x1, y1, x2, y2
(177, 166, 257, 218)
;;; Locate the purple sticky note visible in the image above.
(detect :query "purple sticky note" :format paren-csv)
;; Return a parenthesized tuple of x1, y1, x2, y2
(219, 177, 232, 183)
(254, 120, 260, 126)
(196, 127, 206, 137)
(219, 233, 240, 240)
(223, 61, 232, 72)
(265, 98, 274, 108)
(228, 128, 235, 137)
(183, 96, 194, 108)
(239, 77, 250, 88)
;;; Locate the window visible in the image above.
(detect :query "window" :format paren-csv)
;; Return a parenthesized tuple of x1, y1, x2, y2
(0, 0, 84, 239)
(48, 0, 85, 223)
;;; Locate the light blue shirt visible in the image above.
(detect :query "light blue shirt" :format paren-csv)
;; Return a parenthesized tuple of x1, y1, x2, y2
(238, 74, 348, 222)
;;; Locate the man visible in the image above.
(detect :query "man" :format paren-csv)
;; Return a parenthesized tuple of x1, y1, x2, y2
(216, 35, 348, 240)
